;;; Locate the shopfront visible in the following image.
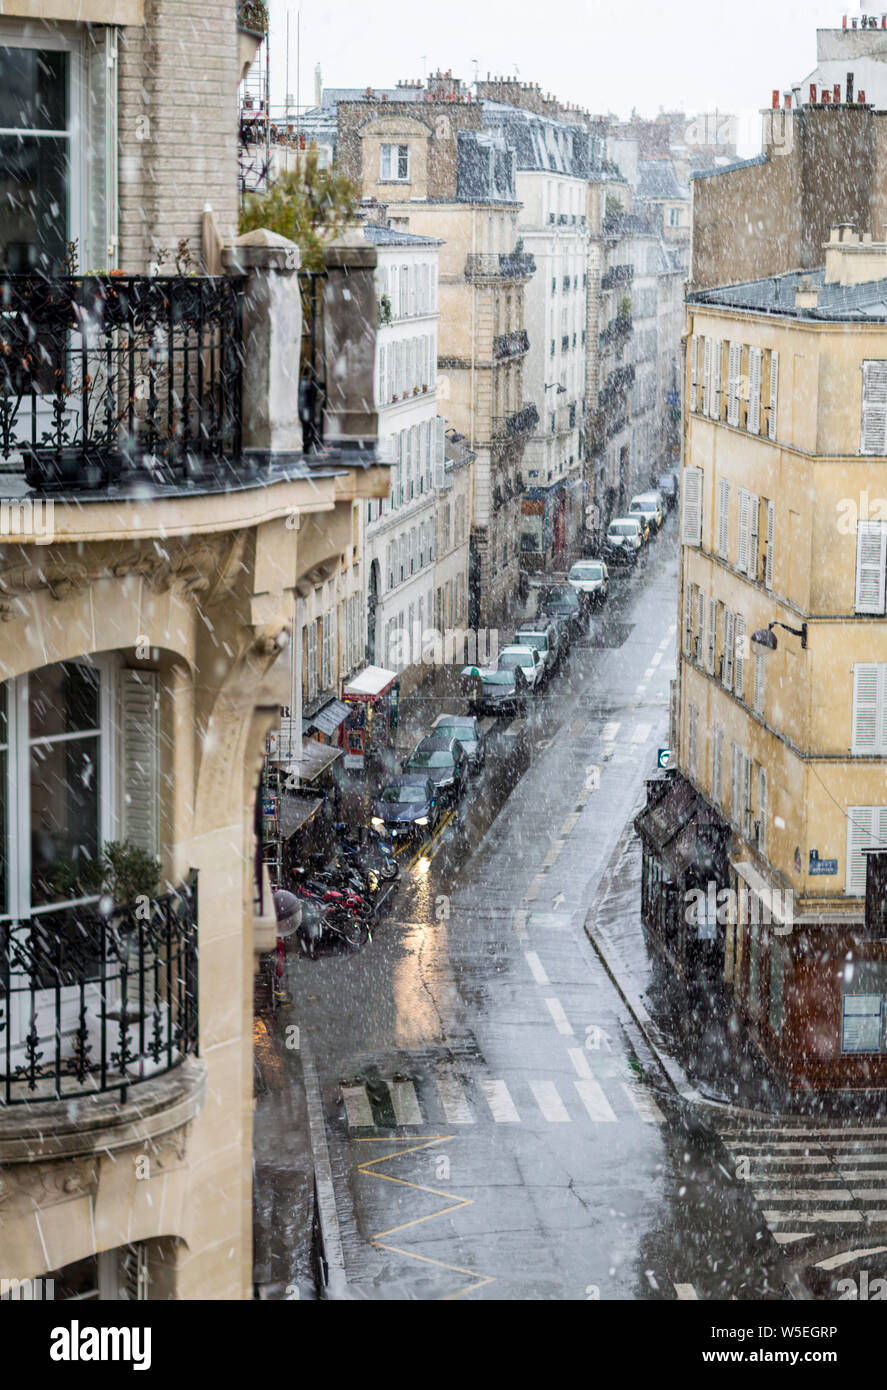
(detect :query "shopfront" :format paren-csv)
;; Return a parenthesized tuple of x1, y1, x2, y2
(339, 665, 399, 772)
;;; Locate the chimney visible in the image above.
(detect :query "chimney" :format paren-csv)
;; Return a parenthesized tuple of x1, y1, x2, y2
(314, 63, 322, 108)
(772, 89, 779, 109)
(784, 93, 792, 110)
(843, 13, 847, 26)
(834, 84, 841, 103)
(847, 71, 854, 103)
(795, 275, 819, 309)
(810, 82, 817, 103)
(860, 89, 867, 103)
(824, 222, 887, 285)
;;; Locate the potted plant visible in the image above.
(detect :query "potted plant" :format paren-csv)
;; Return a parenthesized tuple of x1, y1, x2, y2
(378, 293, 392, 326)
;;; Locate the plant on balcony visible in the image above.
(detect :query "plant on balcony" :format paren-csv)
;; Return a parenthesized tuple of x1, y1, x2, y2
(238, 0, 269, 34)
(378, 292, 392, 325)
(101, 840, 161, 908)
(605, 195, 624, 219)
(238, 148, 360, 272)
(618, 295, 632, 320)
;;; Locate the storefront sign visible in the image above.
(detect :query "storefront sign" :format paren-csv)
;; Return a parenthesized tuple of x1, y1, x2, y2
(809, 850, 838, 875)
(657, 747, 671, 769)
(842, 993, 883, 1053)
(262, 797, 277, 818)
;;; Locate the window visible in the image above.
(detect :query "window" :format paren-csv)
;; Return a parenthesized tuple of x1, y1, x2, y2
(847, 807, 887, 894)
(681, 466, 702, 547)
(706, 595, 717, 674)
(722, 609, 735, 689)
(747, 346, 762, 434)
(764, 500, 775, 590)
(689, 333, 699, 413)
(767, 349, 779, 441)
(734, 614, 746, 700)
(687, 703, 698, 778)
(753, 650, 765, 716)
(727, 342, 741, 427)
(306, 620, 318, 699)
(730, 742, 742, 828)
(321, 611, 333, 689)
(717, 478, 729, 559)
(855, 521, 887, 613)
(711, 725, 723, 806)
(381, 143, 409, 181)
(758, 767, 768, 855)
(683, 582, 694, 657)
(852, 664, 887, 754)
(737, 489, 759, 578)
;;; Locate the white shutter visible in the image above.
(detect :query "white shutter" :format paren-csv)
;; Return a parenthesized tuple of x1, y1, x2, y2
(748, 493, 759, 581)
(683, 582, 694, 657)
(747, 346, 762, 434)
(855, 521, 887, 613)
(706, 595, 717, 673)
(718, 478, 729, 559)
(731, 742, 742, 826)
(696, 588, 705, 661)
(734, 613, 746, 699)
(737, 488, 750, 574)
(846, 806, 880, 895)
(723, 609, 735, 688)
(852, 663, 881, 753)
(433, 416, 446, 488)
(765, 500, 775, 590)
(742, 754, 753, 836)
(687, 704, 698, 777)
(689, 333, 698, 412)
(767, 349, 779, 440)
(861, 360, 887, 455)
(702, 337, 712, 416)
(120, 669, 159, 857)
(758, 768, 767, 854)
(711, 339, 722, 419)
(712, 725, 723, 805)
(727, 341, 741, 427)
(753, 650, 765, 716)
(681, 466, 702, 546)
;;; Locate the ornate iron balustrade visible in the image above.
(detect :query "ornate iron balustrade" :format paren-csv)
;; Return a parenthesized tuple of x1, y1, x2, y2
(465, 251, 536, 281)
(492, 402, 539, 439)
(599, 315, 633, 348)
(0, 274, 243, 488)
(0, 877, 198, 1105)
(492, 329, 530, 360)
(601, 264, 634, 291)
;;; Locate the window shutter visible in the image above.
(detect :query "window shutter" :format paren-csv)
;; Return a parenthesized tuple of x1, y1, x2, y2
(765, 500, 775, 590)
(702, 337, 712, 416)
(718, 478, 729, 559)
(758, 768, 767, 854)
(847, 806, 878, 895)
(696, 588, 705, 661)
(433, 416, 446, 488)
(706, 595, 717, 673)
(861, 360, 887, 455)
(737, 488, 750, 573)
(768, 349, 779, 440)
(855, 521, 887, 613)
(689, 333, 698, 411)
(120, 670, 159, 857)
(712, 725, 723, 806)
(723, 609, 735, 688)
(742, 754, 753, 836)
(683, 582, 693, 657)
(734, 613, 746, 699)
(748, 493, 759, 581)
(711, 340, 722, 419)
(852, 663, 881, 753)
(681, 466, 702, 546)
(753, 649, 765, 716)
(731, 742, 742, 826)
(746, 346, 762, 434)
(727, 342, 741, 427)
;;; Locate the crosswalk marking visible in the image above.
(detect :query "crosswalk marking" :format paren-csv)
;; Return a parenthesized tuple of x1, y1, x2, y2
(524, 950, 550, 986)
(504, 718, 525, 737)
(621, 1079, 665, 1124)
(437, 1077, 474, 1124)
(569, 718, 587, 737)
(341, 1085, 375, 1128)
(673, 1283, 698, 1300)
(600, 721, 620, 741)
(479, 1079, 521, 1123)
(524, 874, 544, 901)
(568, 1047, 593, 1080)
(479, 716, 496, 733)
(574, 1078, 617, 1123)
(530, 1079, 571, 1123)
(650, 651, 663, 667)
(389, 1080, 423, 1126)
(763, 1210, 862, 1224)
(630, 722, 652, 744)
(545, 997, 574, 1035)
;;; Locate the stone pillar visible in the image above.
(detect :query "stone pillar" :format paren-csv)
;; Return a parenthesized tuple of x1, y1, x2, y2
(322, 230, 379, 449)
(224, 229, 303, 455)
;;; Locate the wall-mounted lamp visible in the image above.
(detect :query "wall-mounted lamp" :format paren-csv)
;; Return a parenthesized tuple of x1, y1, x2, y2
(750, 620, 808, 650)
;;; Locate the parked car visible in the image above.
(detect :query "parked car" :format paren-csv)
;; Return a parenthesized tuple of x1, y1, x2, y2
(464, 664, 529, 716)
(514, 620, 560, 678)
(656, 470, 679, 511)
(497, 643, 545, 692)
(540, 584, 585, 637)
(567, 559, 609, 608)
(604, 517, 644, 564)
(629, 491, 663, 534)
(431, 713, 486, 773)
(372, 775, 440, 841)
(403, 735, 469, 803)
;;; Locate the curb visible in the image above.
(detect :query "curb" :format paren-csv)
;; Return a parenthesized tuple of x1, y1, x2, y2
(300, 1038, 350, 1299)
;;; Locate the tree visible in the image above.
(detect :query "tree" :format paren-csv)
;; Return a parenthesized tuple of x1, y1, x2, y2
(238, 149, 361, 272)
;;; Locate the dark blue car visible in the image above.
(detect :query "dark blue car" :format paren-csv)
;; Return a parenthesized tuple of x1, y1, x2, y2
(372, 775, 440, 841)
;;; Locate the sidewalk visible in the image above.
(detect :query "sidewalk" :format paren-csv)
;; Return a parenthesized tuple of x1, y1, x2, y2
(586, 801, 887, 1122)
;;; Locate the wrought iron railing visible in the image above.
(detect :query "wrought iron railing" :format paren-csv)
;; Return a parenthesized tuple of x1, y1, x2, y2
(492, 329, 529, 360)
(492, 402, 539, 439)
(298, 270, 327, 454)
(465, 251, 536, 281)
(0, 877, 198, 1105)
(0, 274, 243, 488)
(601, 264, 634, 290)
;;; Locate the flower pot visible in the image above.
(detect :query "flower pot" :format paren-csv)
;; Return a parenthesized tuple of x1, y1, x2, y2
(23, 446, 124, 491)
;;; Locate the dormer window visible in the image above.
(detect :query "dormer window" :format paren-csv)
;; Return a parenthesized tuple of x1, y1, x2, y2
(381, 143, 409, 181)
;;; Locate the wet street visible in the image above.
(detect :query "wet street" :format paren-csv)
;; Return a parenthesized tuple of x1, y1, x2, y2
(278, 516, 789, 1300)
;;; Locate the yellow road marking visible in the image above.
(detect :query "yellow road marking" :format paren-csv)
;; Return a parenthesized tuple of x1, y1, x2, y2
(399, 809, 455, 874)
(355, 1135, 496, 1299)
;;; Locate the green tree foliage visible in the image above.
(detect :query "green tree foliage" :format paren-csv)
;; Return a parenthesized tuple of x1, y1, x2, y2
(238, 150, 361, 272)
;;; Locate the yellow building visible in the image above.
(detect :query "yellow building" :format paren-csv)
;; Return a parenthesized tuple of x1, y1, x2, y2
(642, 225, 887, 1089)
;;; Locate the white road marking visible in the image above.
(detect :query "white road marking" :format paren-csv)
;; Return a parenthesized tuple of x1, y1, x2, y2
(643, 668, 654, 681)
(651, 651, 663, 666)
(658, 637, 671, 652)
(389, 1080, 423, 1126)
(512, 908, 529, 940)
(568, 1046, 593, 1079)
(754, 1189, 854, 1203)
(600, 721, 620, 741)
(763, 1210, 862, 1224)
(479, 716, 496, 733)
(341, 1085, 375, 1128)
(574, 1078, 617, 1122)
(524, 874, 544, 901)
(772, 1233, 811, 1246)
(545, 997, 574, 1035)
(524, 950, 550, 986)
(504, 718, 526, 737)
(673, 1283, 698, 1300)
(635, 684, 647, 696)
(542, 840, 564, 867)
(560, 813, 580, 835)
(479, 1079, 521, 1123)
(631, 723, 652, 744)
(436, 1077, 474, 1124)
(530, 1079, 571, 1123)
(621, 1079, 665, 1123)
(815, 1245, 887, 1271)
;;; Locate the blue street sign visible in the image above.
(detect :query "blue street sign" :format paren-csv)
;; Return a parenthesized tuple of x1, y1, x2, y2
(657, 747, 671, 769)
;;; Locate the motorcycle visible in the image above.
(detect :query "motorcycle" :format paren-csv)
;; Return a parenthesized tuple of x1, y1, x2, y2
(335, 825, 399, 883)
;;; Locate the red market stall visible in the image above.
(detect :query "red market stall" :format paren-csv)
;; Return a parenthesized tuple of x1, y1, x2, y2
(339, 665, 400, 770)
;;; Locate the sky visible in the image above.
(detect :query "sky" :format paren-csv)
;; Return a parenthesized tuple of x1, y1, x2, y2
(261, 0, 851, 154)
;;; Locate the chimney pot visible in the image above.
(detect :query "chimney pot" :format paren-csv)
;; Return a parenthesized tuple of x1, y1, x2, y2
(810, 82, 817, 103)
(785, 93, 792, 109)
(772, 89, 779, 109)
(834, 84, 841, 103)
(860, 89, 867, 102)
(843, 13, 847, 27)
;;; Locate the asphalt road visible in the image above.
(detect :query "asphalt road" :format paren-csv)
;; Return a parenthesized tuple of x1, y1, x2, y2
(282, 513, 789, 1300)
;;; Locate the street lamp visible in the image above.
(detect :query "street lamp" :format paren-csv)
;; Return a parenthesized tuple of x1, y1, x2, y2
(750, 620, 808, 650)
(544, 382, 567, 394)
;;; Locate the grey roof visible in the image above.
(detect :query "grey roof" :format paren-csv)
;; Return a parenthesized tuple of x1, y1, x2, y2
(362, 224, 443, 247)
(636, 159, 688, 202)
(689, 266, 887, 321)
(690, 153, 767, 180)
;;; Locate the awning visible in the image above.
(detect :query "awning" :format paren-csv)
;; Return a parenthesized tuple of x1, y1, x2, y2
(634, 773, 728, 884)
(278, 795, 323, 839)
(303, 698, 349, 738)
(281, 738, 342, 784)
(342, 665, 398, 700)
(633, 775, 700, 856)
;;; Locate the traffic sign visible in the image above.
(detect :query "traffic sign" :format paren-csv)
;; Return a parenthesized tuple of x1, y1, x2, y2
(657, 747, 671, 769)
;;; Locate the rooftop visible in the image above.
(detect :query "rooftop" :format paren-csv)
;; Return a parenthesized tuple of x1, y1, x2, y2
(688, 265, 887, 320)
(362, 224, 444, 247)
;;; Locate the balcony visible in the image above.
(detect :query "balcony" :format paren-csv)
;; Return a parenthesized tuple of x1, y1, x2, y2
(493, 329, 530, 360)
(0, 879, 198, 1105)
(492, 401, 539, 440)
(601, 264, 634, 291)
(0, 274, 244, 489)
(464, 250, 536, 282)
(599, 314, 633, 348)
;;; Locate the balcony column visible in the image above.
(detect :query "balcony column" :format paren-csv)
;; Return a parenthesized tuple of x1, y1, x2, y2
(223, 228, 303, 454)
(322, 230, 379, 449)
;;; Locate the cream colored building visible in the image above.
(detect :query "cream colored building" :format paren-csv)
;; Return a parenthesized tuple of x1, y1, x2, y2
(0, 1, 386, 1300)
